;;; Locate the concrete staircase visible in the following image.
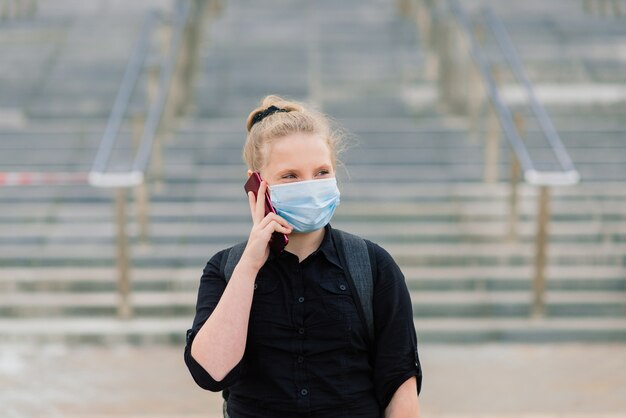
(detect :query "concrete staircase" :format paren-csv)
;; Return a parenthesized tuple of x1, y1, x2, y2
(1, 0, 625, 344)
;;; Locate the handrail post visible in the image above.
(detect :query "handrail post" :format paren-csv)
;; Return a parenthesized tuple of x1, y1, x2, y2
(437, 17, 459, 112)
(175, 20, 192, 116)
(451, 20, 469, 114)
(418, 0, 439, 81)
(436, 16, 448, 108)
(508, 112, 524, 241)
(16, 0, 28, 18)
(414, 0, 428, 41)
(484, 105, 499, 183)
(156, 16, 173, 128)
(613, 0, 622, 16)
(1, 0, 10, 20)
(115, 187, 132, 319)
(532, 185, 551, 317)
(179, 0, 207, 116)
(582, 0, 615, 16)
(147, 65, 164, 189)
(170, 38, 186, 121)
(483, 65, 502, 183)
(158, 15, 178, 130)
(26, 0, 38, 18)
(1, 0, 36, 19)
(601, 0, 610, 16)
(396, 0, 413, 17)
(158, 17, 173, 57)
(468, 23, 486, 141)
(132, 113, 150, 243)
(459, 26, 477, 117)
(207, 0, 224, 18)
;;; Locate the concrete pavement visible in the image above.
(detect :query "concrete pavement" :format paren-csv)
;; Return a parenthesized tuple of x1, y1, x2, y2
(1, 342, 625, 417)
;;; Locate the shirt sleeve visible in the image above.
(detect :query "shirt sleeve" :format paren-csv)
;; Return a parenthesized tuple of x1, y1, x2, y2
(184, 248, 244, 391)
(369, 241, 423, 408)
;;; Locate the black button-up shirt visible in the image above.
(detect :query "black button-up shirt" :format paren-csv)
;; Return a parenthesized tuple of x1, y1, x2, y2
(185, 224, 422, 417)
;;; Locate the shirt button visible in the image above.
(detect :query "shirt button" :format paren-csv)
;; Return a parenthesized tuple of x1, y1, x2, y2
(300, 388, 308, 396)
(298, 296, 304, 303)
(253, 283, 258, 290)
(297, 356, 304, 363)
(298, 328, 305, 335)
(339, 284, 347, 291)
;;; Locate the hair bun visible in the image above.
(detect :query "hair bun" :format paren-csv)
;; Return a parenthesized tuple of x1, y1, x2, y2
(243, 94, 348, 174)
(246, 95, 304, 132)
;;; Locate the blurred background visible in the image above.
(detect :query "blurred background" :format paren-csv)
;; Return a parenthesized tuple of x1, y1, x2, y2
(1, 0, 625, 416)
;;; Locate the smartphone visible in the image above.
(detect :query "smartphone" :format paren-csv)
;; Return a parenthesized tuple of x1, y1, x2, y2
(244, 172, 289, 252)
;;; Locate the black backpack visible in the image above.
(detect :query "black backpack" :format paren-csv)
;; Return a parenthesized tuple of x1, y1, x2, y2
(218, 227, 377, 417)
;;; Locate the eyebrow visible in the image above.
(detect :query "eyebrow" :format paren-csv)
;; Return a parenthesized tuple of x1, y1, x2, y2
(277, 165, 331, 174)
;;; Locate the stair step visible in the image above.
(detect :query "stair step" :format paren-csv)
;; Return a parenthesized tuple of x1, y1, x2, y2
(1, 290, 622, 306)
(2, 317, 626, 344)
(0, 241, 625, 269)
(414, 317, 626, 343)
(1, 264, 623, 283)
(0, 291, 196, 307)
(3, 220, 626, 241)
(411, 291, 626, 318)
(4, 178, 626, 197)
(2, 0, 626, 346)
(0, 317, 191, 344)
(0, 289, 624, 320)
(411, 290, 626, 303)
(1, 199, 625, 220)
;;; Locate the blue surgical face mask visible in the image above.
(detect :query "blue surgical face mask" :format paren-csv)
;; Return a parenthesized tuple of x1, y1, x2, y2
(268, 177, 341, 233)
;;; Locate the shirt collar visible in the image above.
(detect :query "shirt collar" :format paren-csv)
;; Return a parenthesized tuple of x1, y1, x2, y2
(315, 223, 344, 269)
(268, 223, 343, 270)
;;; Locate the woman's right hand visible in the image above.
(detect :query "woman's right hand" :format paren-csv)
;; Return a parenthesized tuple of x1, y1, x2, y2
(240, 180, 292, 272)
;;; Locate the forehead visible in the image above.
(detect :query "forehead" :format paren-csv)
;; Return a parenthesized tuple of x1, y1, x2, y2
(264, 132, 332, 169)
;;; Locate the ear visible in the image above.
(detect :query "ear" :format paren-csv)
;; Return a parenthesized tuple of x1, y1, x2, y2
(247, 169, 253, 178)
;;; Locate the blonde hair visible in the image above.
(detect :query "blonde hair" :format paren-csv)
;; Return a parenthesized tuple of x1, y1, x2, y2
(243, 95, 347, 172)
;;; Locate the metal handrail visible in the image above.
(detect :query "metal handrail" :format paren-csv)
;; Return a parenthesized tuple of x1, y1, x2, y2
(85, 0, 199, 319)
(89, 0, 192, 188)
(417, 0, 583, 317)
(89, 10, 158, 185)
(485, 9, 580, 185)
(448, 0, 580, 187)
(133, 0, 191, 176)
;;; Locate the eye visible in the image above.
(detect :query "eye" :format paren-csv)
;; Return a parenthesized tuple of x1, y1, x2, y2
(317, 169, 330, 176)
(281, 173, 296, 179)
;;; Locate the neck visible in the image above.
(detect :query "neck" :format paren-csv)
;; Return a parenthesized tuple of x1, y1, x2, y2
(285, 227, 326, 262)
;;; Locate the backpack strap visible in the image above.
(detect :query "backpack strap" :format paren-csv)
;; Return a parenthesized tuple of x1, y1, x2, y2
(331, 228, 375, 344)
(221, 241, 248, 283)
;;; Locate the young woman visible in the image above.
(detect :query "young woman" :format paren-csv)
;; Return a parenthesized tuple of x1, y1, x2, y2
(184, 95, 422, 417)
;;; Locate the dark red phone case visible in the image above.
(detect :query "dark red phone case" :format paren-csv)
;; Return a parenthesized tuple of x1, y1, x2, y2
(244, 172, 288, 252)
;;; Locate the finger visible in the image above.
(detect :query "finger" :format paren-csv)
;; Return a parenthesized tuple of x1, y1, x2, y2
(259, 212, 292, 230)
(262, 219, 292, 236)
(272, 212, 292, 229)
